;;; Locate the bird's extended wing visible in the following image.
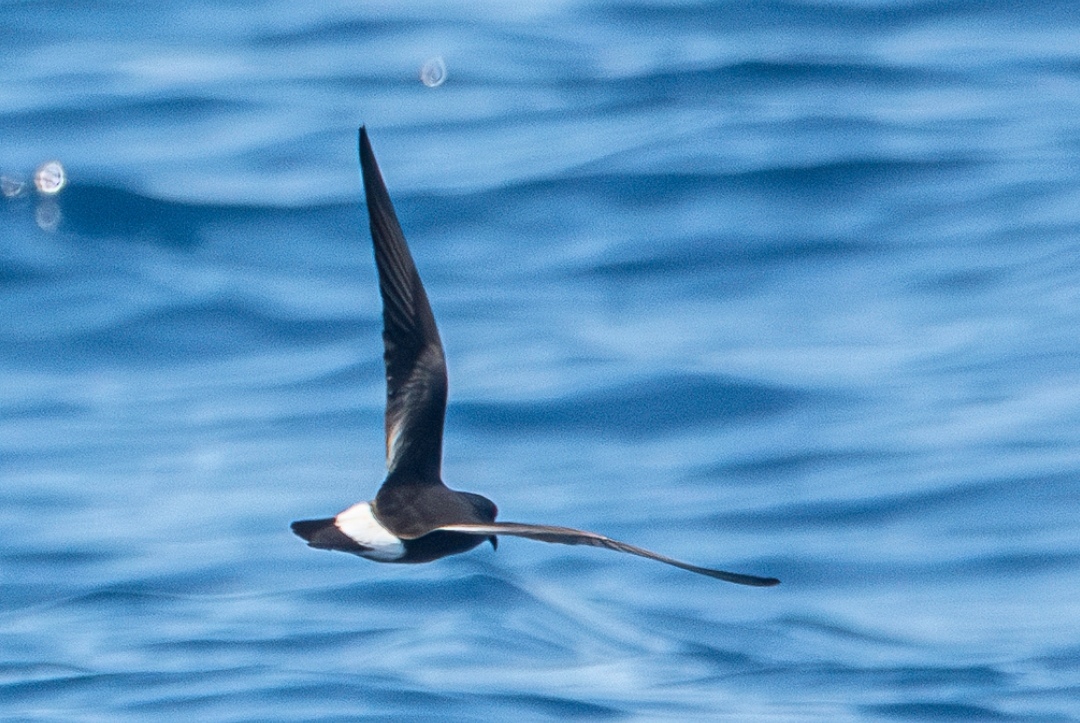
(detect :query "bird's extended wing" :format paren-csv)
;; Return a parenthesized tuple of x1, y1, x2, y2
(435, 522, 780, 586)
(359, 127, 447, 479)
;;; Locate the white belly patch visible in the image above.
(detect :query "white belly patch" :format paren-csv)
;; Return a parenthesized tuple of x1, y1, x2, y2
(335, 501, 406, 561)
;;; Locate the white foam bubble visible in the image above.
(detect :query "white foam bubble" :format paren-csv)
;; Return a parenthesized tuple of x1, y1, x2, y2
(34, 161, 66, 194)
(420, 56, 447, 88)
(1, 175, 25, 198)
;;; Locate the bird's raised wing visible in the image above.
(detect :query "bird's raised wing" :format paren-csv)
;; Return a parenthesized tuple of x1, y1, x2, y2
(359, 127, 447, 479)
(435, 522, 780, 586)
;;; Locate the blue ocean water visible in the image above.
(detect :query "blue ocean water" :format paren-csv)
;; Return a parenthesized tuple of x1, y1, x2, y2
(3, 1, 1080, 720)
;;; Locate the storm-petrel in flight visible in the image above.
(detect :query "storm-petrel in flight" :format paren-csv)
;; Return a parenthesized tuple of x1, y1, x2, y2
(291, 127, 779, 587)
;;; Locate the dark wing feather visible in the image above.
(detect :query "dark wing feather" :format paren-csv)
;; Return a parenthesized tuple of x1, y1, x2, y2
(359, 127, 447, 480)
(435, 522, 780, 586)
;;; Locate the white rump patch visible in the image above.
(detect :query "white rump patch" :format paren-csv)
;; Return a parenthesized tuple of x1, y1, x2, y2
(335, 502, 406, 561)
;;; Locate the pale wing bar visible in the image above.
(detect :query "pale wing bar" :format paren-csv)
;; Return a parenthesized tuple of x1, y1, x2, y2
(436, 522, 780, 586)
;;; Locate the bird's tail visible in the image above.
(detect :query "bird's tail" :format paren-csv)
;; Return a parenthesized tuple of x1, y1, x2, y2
(291, 517, 345, 549)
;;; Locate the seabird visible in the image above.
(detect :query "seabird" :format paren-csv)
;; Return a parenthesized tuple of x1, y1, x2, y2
(290, 127, 779, 587)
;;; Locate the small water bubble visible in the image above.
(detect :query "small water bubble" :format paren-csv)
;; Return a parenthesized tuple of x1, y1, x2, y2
(35, 199, 61, 232)
(34, 161, 66, 194)
(420, 56, 447, 88)
(1, 175, 25, 198)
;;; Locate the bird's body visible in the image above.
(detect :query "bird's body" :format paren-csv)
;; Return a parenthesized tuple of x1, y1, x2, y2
(291, 128, 779, 587)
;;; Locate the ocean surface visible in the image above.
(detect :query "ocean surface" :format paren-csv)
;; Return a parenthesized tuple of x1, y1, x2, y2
(3, 1, 1080, 720)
